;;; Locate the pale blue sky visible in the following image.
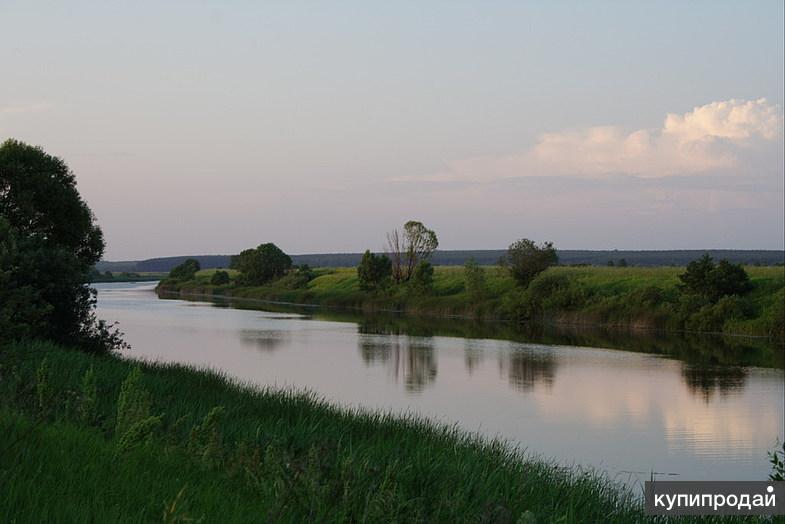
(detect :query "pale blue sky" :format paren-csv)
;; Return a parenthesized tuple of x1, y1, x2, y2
(1, 1, 783, 259)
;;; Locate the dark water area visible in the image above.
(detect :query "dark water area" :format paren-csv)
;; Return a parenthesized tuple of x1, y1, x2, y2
(96, 282, 785, 489)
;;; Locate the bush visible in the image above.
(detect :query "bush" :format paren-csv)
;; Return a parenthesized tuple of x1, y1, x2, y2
(684, 295, 747, 333)
(502, 273, 585, 320)
(210, 270, 230, 285)
(277, 265, 315, 290)
(500, 239, 558, 287)
(678, 254, 752, 302)
(357, 250, 392, 291)
(410, 261, 434, 293)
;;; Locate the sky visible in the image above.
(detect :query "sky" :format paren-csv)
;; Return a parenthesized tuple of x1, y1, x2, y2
(1, 1, 783, 260)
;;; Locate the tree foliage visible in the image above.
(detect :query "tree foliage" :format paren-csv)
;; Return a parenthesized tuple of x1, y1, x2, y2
(386, 221, 438, 283)
(210, 270, 230, 285)
(500, 239, 558, 287)
(678, 254, 752, 302)
(230, 243, 292, 285)
(169, 258, 200, 281)
(0, 139, 122, 352)
(357, 250, 392, 291)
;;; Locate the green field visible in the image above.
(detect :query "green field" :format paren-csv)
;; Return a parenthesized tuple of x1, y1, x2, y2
(158, 265, 785, 339)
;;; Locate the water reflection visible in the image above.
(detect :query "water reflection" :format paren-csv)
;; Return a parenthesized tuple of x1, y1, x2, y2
(498, 348, 557, 392)
(463, 340, 484, 374)
(239, 329, 289, 352)
(359, 334, 437, 392)
(681, 365, 747, 402)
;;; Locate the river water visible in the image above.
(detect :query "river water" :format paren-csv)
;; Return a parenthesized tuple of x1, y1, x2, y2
(95, 281, 784, 488)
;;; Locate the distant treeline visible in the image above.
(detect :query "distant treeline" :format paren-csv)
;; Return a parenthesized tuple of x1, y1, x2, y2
(98, 249, 785, 273)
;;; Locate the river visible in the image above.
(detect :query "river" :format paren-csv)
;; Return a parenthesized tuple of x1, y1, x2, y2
(95, 281, 784, 489)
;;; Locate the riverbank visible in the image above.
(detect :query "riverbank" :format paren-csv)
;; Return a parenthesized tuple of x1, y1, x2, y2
(157, 265, 785, 339)
(0, 340, 651, 522)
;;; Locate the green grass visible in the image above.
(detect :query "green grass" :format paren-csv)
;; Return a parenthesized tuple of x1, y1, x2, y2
(158, 265, 785, 339)
(0, 340, 660, 523)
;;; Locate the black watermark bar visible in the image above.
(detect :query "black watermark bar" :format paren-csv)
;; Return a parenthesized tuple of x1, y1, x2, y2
(645, 481, 785, 516)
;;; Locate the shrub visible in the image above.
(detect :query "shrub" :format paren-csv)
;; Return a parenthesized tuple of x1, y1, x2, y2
(357, 250, 392, 291)
(210, 270, 230, 285)
(678, 254, 752, 302)
(410, 261, 434, 293)
(502, 274, 585, 320)
(276, 264, 316, 290)
(500, 239, 558, 287)
(684, 295, 747, 333)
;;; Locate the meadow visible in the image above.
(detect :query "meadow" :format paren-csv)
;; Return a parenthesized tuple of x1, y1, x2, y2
(158, 265, 785, 339)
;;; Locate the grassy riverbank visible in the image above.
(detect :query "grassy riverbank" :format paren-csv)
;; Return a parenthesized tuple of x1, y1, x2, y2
(158, 265, 785, 339)
(0, 340, 653, 523)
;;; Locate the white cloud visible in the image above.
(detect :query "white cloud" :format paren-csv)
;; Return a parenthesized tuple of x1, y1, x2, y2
(392, 98, 783, 182)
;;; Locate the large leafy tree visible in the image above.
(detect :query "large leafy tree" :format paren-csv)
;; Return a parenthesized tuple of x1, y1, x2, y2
(230, 243, 292, 285)
(0, 139, 120, 351)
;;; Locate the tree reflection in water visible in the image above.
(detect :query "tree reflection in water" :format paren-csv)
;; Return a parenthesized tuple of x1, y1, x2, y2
(681, 364, 747, 403)
(358, 334, 437, 393)
(238, 329, 289, 352)
(498, 348, 557, 392)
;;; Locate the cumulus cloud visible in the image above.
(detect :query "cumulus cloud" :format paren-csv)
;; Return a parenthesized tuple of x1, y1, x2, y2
(392, 98, 783, 182)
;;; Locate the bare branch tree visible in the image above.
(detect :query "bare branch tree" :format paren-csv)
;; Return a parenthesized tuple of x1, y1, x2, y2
(386, 221, 438, 283)
(386, 228, 405, 283)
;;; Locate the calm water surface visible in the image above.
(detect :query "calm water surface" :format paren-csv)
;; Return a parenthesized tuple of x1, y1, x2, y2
(96, 281, 784, 488)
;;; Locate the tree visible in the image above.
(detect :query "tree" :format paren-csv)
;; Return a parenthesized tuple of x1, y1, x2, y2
(385, 220, 438, 283)
(169, 258, 200, 280)
(500, 238, 558, 287)
(679, 254, 752, 302)
(0, 139, 122, 352)
(464, 257, 486, 303)
(210, 270, 230, 285)
(230, 243, 292, 285)
(357, 250, 392, 291)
